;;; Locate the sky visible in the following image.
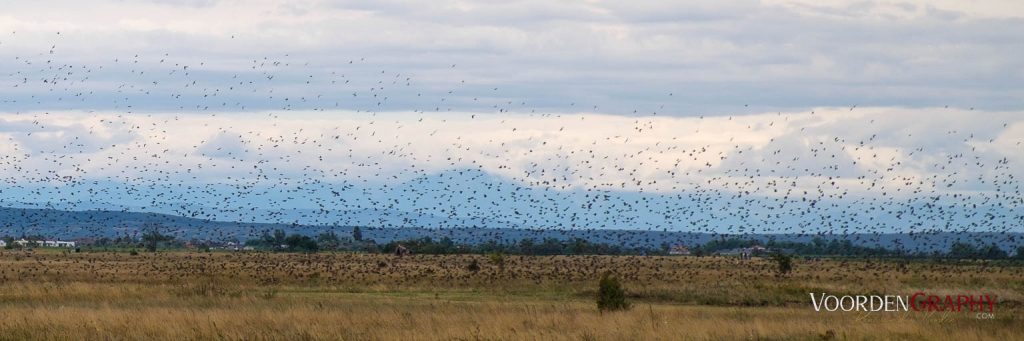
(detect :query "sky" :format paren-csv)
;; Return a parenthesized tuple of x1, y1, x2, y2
(0, 1, 1021, 234)
(1, 0, 1022, 114)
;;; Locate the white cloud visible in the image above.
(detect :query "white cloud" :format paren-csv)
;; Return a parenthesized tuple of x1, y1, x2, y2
(0, 2, 1020, 232)
(0, 107, 1018, 232)
(0, 107, 1019, 195)
(0, 1, 1021, 114)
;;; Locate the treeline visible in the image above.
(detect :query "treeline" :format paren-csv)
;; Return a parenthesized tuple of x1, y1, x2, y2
(243, 228, 651, 255)
(687, 237, 899, 257)
(379, 236, 652, 255)
(239, 230, 1023, 260)
(6, 229, 1022, 260)
(945, 242, 1015, 260)
(767, 238, 902, 257)
(244, 229, 378, 253)
(697, 237, 1021, 260)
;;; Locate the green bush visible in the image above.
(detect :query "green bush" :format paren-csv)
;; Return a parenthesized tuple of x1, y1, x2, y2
(772, 252, 793, 276)
(597, 271, 630, 312)
(488, 252, 506, 271)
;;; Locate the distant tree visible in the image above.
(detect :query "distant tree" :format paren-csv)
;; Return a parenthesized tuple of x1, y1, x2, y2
(948, 242, 978, 259)
(477, 240, 505, 254)
(826, 239, 842, 254)
(980, 243, 1008, 259)
(812, 237, 826, 250)
(1016, 246, 1024, 260)
(141, 225, 175, 252)
(518, 238, 535, 254)
(352, 226, 363, 242)
(317, 231, 341, 250)
(597, 271, 630, 313)
(273, 229, 287, 247)
(438, 236, 456, 254)
(537, 238, 563, 255)
(284, 234, 318, 253)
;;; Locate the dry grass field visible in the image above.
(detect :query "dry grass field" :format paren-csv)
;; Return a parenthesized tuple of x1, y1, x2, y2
(0, 250, 1021, 340)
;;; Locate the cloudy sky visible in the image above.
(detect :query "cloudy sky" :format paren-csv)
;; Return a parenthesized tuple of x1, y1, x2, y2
(2, 0, 1022, 113)
(0, 1, 1021, 234)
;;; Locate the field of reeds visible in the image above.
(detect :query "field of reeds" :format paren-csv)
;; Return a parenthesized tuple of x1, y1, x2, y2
(0, 249, 1020, 340)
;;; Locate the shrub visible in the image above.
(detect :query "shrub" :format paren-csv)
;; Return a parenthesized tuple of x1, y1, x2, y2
(772, 252, 793, 276)
(597, 271, 630, 312)
(488, 252, 506, 271)
(467, 259, 481, 272)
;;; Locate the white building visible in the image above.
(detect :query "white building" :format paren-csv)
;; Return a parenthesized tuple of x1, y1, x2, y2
(0, 240, 6, 248)
(13, 239, 76, 248)
(668, 245, 691, 256)
(46, 240, 76, 248)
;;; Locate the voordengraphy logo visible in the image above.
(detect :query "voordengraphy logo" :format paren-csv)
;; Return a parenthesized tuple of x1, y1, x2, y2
(810, 293, 997, 317)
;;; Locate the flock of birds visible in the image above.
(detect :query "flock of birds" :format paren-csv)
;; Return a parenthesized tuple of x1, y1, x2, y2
(8, 251, 1022, 294)
(0, 30, 1021, 254)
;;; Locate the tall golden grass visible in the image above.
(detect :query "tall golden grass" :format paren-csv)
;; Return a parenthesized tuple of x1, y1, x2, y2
(0, 250, 1020, 340)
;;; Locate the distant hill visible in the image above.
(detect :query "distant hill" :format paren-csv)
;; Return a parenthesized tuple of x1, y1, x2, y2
(0, 207, 1020, 253)
(4, 168, 1021, 236)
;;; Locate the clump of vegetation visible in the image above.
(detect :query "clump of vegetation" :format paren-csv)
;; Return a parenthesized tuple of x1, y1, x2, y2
(948, 242, 1008, 260)
(141, 225, 175, 252)
(772, 252, 793, 276)
(352, 226, 363, 241)
(41, 229, 1013, 259)
(488, 252, 506, 271)
(466, 259, 481, 272)
(246, 229, 319, 253)
(316, 231, 341, 250)
(597, 271, 630, 312)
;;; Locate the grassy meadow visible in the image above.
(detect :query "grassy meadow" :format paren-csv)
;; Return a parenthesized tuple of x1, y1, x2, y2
(0, 249, 1021, 340)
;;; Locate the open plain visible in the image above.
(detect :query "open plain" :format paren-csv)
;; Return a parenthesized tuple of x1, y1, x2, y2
(0, 250, 1020, 340)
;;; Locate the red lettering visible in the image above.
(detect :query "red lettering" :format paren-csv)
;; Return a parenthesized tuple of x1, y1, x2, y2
(927, 295, 941, 311)
(907, 292, 995, 313)
(981, 295, 995, 312)
(969, 295, 982, 311)
(943, 295, 955, 311)
(910, 292, 925, 311)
